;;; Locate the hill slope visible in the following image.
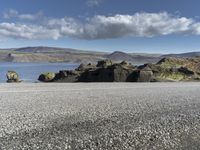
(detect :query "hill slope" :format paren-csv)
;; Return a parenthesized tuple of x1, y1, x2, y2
(162, 52, 200, 58)
(0, 47, 161, 64)
(105, 51, 161, 64)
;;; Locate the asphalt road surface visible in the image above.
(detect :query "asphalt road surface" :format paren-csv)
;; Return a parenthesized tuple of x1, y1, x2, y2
(0, 83, 200, 150)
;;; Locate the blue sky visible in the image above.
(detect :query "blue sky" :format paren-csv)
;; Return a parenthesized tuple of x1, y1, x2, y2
(0, 0, 200, 53)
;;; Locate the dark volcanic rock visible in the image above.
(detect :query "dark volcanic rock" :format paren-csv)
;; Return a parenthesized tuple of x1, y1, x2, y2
(76, 63, 86, 71)
(127, 65, 153, 82)
(79, 63, 134, 82)
(57, 70, 68, 78)
(137, 65, 153, 82)
(53, 70, 80, 82)
(38, 72, 55, 82)
(38, 57, 200, 82)
(38, 60, 153, 83)
(178, 67, 194, 75)
(120, 61, 129, 66)
(96, 60, 113, 68)
(76, 63, 96, 72)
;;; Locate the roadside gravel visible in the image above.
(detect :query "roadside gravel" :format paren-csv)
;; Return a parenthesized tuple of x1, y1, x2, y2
(0, 83, 200, 149)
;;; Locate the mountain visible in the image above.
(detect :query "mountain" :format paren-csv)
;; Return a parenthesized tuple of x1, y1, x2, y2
(13, 46, 107, 54)
(105, 51, 161, 64)
(0, 47, 161, 64)
(4, 47, 200, 64)
(0, 46, 107, 63)
(105, 51, 134, 61)
(162, 52, 200, 58)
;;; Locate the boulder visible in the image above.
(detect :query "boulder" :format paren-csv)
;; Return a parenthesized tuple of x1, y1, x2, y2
(178, 67, 194, 75)
(120, 61, 128, 66)
(96, 59, 113, 68)
(75, 63, 96, 72)
(57, 70, 68, 78)
(127, 65, 153, 82)
(79, 63, 134, 82)
(38, 72, 55, 82)
(53, 70, 80, 82)
(76, 63, 86, 71)
(110, 64, 134, 82)
(138, 65, 153, 82)
(6, 71, 20, 83)
(86, 63, 96, 69)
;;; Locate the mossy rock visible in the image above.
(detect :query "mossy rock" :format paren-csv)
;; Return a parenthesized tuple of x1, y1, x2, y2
(157, 57, 186, 68)
(6, 71, 20, 83)
(157, 72, 186, 81)
(38, 72, 55, 82)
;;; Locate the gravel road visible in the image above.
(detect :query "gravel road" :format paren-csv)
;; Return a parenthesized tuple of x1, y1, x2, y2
(0, 83, 200, 150)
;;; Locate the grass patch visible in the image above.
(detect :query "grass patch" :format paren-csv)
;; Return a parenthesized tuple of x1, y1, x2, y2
(160, 63, 182, 68)
(159, 72, 185, 81)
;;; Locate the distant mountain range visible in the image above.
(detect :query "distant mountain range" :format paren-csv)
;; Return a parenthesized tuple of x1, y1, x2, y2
(162, 52, 200, 58)
(105, 51, 160, 64)
(0, 46, 200, 64)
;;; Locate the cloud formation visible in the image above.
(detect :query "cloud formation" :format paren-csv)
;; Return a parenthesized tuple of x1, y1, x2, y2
(1, 11, 200, 41)
(0, 23, 60, 40)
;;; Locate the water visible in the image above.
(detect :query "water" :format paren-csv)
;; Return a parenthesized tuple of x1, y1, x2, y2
(0, 62, 78, 82)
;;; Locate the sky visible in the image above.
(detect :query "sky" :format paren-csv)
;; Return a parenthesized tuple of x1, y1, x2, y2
(0, 0, 200, 53)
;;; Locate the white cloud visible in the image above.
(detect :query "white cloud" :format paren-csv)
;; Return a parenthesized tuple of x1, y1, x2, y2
(86, 0, 103, 7)
(81, 12, 194, 39)
(191, 23, 200, 35)
(0, 23, 60, 40)
(45, 12, 199, 39)
(1, 11, 200, 41)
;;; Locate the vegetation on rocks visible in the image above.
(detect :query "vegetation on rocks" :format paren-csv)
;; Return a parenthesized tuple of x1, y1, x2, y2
(6, 71, 20, 83)
(38, 72, 55, 82)
(38, 56, 200, 82)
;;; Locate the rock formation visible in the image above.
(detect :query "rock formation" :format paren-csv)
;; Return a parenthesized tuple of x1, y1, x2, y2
(79, 63, 135, 82)
(38, 72, 55, 82)
(38, 60, 153, 82)
(38, 57, 200, 83)
(6, 71, 20, 83)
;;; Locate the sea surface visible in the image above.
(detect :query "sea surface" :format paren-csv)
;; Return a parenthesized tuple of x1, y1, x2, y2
(0, 62, 78, 82)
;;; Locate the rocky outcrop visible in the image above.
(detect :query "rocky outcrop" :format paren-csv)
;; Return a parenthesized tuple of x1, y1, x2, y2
(178, 67, 194, 75)
(75, 63, 96, 72)
(157, 57, 186, 66)
(150, 57, 200, 81)
(53, 70, 80, 82)
(38, 60, 153, 82)
(6, 71, 20, 83)
(137, 65, 153, 82)
(96, 59, 113, 68)
(38, 72, 55, 82)
(38, 57, 200, 82)
(79, 63, 134, 82)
